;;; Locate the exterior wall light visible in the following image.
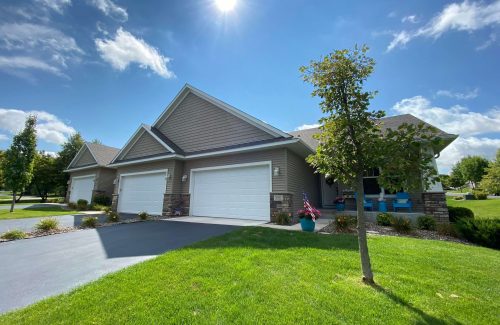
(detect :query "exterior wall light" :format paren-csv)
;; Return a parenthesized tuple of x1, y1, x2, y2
(182, 175, 188, 182)
(273, 167, 280, 176)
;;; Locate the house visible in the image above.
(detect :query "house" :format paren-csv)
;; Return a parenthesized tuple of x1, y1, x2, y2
(64, 142, 120, 203)
(66, 84, 457, 223)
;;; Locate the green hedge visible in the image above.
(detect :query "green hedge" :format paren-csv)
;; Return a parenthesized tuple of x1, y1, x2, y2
(448, 206, 474, 223)
(455, 219, 500, 249)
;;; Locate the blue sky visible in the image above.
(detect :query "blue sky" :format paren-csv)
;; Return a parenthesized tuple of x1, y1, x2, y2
(0, 0, 499, 173)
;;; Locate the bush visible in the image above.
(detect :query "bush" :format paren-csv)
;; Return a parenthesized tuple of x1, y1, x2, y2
(391, 216, 412, 233)
(138, 211, 149, 221)
(436, 223, 460, 237)
(334, 215, 356, 233)
(1, 229, 27, 240)
(68, 202, 78, 210)
(274, 212, 291, 225)
(102, 206, 112, 214)
(81, 216, 99, 228)
(416, 215, 437, 230)
(473, 192, 488, 200)
(455, 219, 500, 249)
(453, 196, 464, 200)
(35, 218, 59, 232)
(93, 194, 111, 206)
(107, 212, 120, 223)
(376, 213, 393, 226)
(77, 199, 89, 210)
(448, 206, 474, 223)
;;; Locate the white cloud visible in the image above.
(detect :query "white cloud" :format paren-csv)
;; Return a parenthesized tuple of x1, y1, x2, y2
(0, 134, 8, 141)
(437, 137, 500, 172)
(476, 33, 497, 50)
(95, 27, 175, 79)
(392, 95, 500, 136)
(35, 0, 71, 14)
(387, 0, 500, 51)
(0, 108, 76, 145)
(89, 0, 128, 22)
(436, 88, 479, 100)
(402, 15, 418, 23)
(0, 56, 64, 77)
(294, 123, 320, 131)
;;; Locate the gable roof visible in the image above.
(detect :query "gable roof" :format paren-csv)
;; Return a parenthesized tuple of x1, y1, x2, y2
(110, 124, 179, 164)
(289, 114, 458, 153)
(65, 142, 120, 171)
(152, 84, 291, 139)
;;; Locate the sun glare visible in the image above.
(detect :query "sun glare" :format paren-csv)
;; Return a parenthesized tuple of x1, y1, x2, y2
(215, 0, 237, 12)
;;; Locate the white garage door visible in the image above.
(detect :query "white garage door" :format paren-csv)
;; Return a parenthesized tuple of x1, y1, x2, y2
(70, 175, 95, 203)
(118, 171, 167, 215)
(191, 164, 271, 220)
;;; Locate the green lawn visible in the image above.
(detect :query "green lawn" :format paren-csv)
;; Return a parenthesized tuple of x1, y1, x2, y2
(0, 207, 81, 220)
(1, 228, 498, 324)
(447, 197, 500, 219)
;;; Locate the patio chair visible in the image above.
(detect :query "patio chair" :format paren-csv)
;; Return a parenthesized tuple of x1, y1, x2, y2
(393, 192, 413, 212)
(354, 193, 374, 211)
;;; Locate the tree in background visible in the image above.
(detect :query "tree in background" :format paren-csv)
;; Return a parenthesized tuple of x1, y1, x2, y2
(31, 152, 58, 202)
(1, 116, 37, 212)
(481, 149, 500, 195)
(300, 45, 438, 284)
(0, 150, 4, 190)
(55, 133, 84, 195)
(439, 174, 451, 189)
(449, 163, 465, 189)
(458, 155, 489, 189)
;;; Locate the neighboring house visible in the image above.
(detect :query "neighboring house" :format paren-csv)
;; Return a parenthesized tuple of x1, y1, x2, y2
(64, 142, 120, 203)
(66, 84, 456, 223)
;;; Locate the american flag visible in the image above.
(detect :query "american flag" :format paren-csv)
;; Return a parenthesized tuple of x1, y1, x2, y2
(303, 192, 317, 221)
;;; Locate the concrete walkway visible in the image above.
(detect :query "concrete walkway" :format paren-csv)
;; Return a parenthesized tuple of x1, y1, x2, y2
(167, 216, 267, 227)
(0, 211, 116, 233)
(0, 203, 67, 210)
(260, 218, 331, 232)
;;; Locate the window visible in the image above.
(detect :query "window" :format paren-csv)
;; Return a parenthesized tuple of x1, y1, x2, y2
(363, 168, 381, 195)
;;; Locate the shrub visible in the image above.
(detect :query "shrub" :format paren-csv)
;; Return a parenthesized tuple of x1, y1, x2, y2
(436, 223, 459, 237)
(453, 196, 464, 200)
(376, 213, 393, 226)
(473, 192, 488, 200)
(102, 206, 112, 214)
(448, 206, 474, 223)
(81, 216, 99, 228)
(1, 229, 27, 240)
(274, 212, 291, 225)
(68, 202, 78, 210)
(455, 219, 500, 249)
(138, 211, 149, 221)
(77, 199, 89, 210)
(334, 215, 356, 233)
(93, 194, 111, 206)
(416, 215, 437, 231)
(107, 212, 120, 223)
(35, 218, 59, 232)
(390, 216, 412, 233)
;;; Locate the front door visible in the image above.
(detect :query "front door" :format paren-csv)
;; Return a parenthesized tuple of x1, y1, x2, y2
(320, 175, 338, 208)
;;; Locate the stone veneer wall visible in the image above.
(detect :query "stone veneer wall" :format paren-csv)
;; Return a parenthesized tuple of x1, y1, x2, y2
(422, 192, 449, 224)
(111, 194, 119, 212)
(270, 193, 293, 222)
(163, 194, 190, 217)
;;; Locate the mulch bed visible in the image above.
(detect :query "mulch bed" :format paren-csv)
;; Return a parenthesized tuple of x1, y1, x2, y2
(319, 221, 470, 245)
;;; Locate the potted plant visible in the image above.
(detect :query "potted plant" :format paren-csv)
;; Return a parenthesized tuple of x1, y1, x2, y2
(297, 207, 321, 232)
(334, 196, 345, 211)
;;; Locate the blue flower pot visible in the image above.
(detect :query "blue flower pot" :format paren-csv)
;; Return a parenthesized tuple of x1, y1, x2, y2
(336, 203, 345, 211)
(300, 218, 316, 232)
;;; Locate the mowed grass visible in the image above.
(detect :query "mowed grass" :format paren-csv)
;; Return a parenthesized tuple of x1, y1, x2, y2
(0, 206, 81, 220)
(1, 228, 498, 324)
(447, 197, 500, 219)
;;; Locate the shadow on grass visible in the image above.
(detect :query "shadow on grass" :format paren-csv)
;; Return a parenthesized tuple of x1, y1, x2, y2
(370, 283, 462, 325)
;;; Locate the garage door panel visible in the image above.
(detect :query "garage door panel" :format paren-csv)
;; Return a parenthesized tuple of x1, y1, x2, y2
(191, 164, 270, 220)
(70, 176, 94, 203)
(118, 172, 166, 215)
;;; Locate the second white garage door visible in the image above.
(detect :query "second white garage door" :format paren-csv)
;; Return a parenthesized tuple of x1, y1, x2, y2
(190, 163, 271, 221)
(69, 175, 95, 203)
(118, 171, 167, 215)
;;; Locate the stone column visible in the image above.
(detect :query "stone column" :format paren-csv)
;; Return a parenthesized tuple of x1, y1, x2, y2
(270, 193, 293, 223)
(163, 194, 190, 217)
(111, 194, 119, 212)
(422, 192, 449, 224)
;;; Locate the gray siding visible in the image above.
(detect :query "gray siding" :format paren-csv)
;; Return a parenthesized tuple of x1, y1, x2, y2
(72, 147, 96, 167)
(181, 148, 287, 194)
(120, 131, 168, 161)
(114, 160, 177, 195)
(286, 150, 320, 214)
(157, 93, 274, 153)
(96, 168, 117, 197)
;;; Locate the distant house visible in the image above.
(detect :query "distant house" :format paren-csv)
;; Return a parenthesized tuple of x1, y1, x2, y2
(65, 84, 456, 222)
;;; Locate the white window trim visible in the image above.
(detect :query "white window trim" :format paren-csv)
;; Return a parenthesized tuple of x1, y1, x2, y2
(64, 164, 99, 172)
(118, 169, 169, 194)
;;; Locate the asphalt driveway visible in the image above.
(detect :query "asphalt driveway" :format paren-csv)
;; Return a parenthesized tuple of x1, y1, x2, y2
(0, 221, 237, 314)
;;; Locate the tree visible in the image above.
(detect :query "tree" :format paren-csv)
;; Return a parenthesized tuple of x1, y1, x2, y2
(0, 150, 4, 190)
(449, 163, 465, 189)
(55, 133, 84, 195)
(481, 149, 500, 195)
(1, 116, 37, 212)
(300, 45, 439, 284)
(439, 174, 451, 189)
(31, 152, 58, 202)
(458, 156, 489, 189)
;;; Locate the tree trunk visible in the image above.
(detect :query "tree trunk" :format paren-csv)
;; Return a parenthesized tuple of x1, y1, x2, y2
(356, 174, 374, 284)
(10, 191, 15, 213)
(15, 193, 23, 203)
